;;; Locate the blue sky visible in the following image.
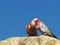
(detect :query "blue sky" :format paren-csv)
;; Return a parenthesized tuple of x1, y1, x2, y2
(0, 0, 59, 40)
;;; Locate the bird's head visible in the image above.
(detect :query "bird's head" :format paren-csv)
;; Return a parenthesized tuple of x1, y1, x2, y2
(26, 20, 36, 31)
(32, 18, 40, 30)
(26, 18, 40, 31)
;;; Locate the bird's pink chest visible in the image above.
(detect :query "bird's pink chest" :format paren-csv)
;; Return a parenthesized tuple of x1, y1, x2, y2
(27, 24, 36, 34)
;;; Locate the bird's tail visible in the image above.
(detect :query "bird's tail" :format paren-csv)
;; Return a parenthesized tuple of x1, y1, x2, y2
(52, 34, 57, 39)
(50, 31, 57, 39)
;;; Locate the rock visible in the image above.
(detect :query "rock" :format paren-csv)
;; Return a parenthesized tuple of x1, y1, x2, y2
(0, 35, 60, 45)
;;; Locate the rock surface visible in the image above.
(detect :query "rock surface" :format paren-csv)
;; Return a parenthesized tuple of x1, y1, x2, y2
(0, 35, 60, 45)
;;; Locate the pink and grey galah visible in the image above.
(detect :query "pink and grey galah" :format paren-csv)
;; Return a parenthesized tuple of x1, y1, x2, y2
(32, 18, 57, 38)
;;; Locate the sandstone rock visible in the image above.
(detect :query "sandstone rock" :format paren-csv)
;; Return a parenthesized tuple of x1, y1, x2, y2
(0, 35, 60, 45)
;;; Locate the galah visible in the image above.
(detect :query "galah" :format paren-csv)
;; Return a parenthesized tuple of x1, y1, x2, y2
(26, 20, 37, 36)
(32, 18, 57, 38)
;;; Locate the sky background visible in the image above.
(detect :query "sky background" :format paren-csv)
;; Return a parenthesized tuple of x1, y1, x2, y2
(0, 0, 60, 40)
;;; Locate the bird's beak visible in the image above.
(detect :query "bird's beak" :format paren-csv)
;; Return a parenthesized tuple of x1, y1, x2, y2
(32, 25, 37, 30)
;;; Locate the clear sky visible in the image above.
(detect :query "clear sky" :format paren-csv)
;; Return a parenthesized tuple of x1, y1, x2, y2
(0, 0, 59, 40)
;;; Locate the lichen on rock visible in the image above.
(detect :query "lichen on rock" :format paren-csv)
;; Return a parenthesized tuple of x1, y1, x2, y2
(0, 35, 60, 45)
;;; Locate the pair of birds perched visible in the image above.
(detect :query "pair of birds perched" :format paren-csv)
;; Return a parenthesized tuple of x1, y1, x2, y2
(26, 18, 57, 38)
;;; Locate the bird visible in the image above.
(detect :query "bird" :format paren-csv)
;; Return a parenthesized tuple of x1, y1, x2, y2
(26, 20, 37, 36)
(32, 18, 57, 38)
